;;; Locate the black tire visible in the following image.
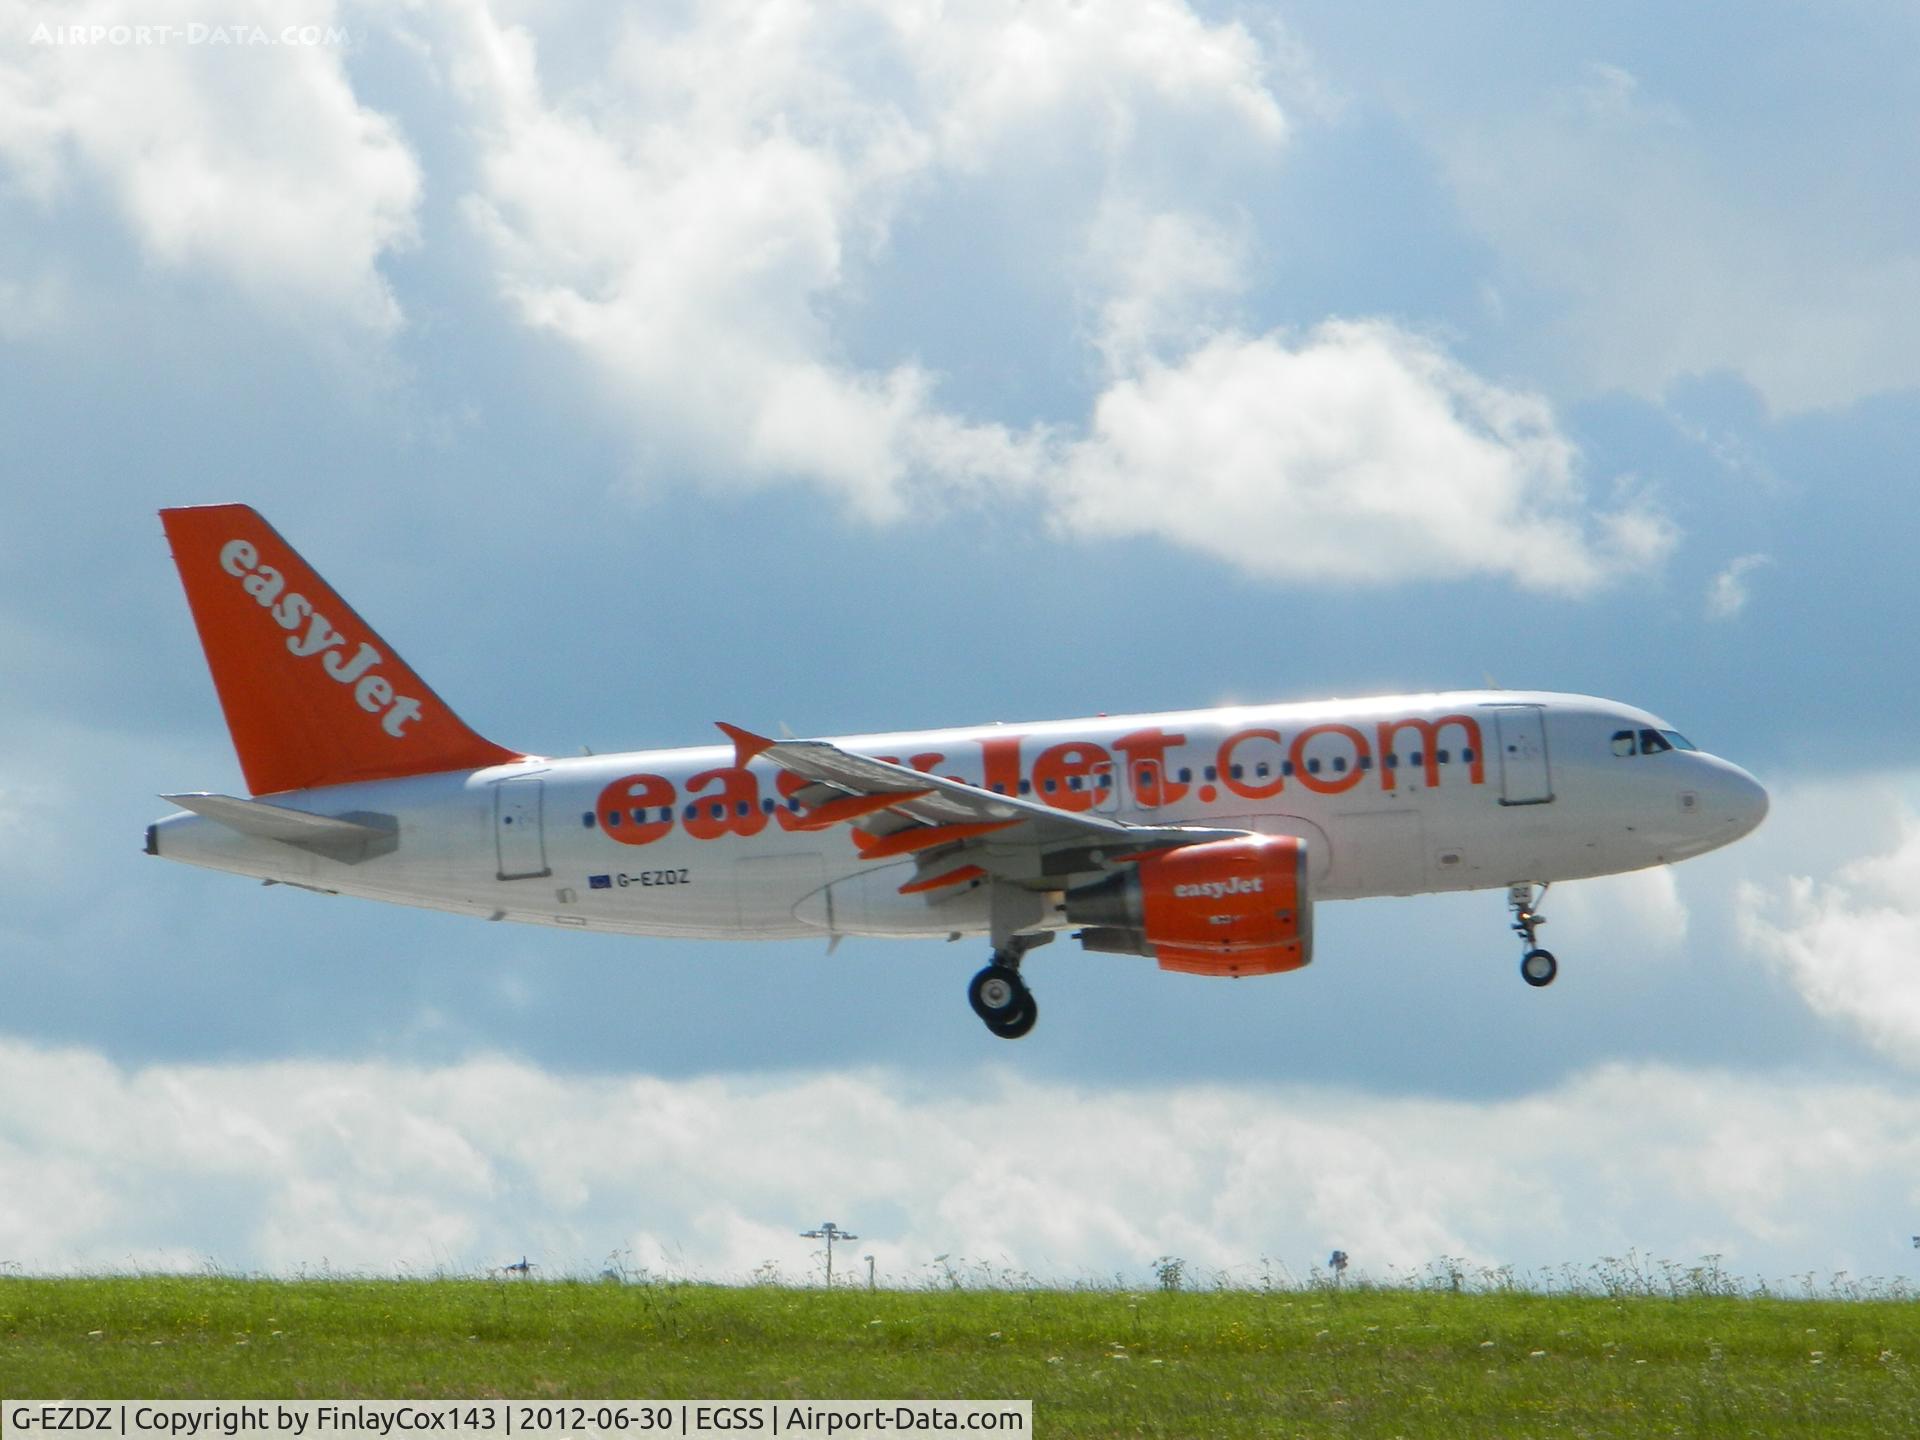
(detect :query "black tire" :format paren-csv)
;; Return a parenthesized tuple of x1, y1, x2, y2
(968, 963, 1024, 1021)
(1520, 948, 1558, 988)
(986, 993, 1038, 1039)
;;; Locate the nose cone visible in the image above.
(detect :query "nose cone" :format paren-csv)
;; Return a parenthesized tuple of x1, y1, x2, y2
(1737, 769, 1770, 834)
(1714, 762, 1770, 840)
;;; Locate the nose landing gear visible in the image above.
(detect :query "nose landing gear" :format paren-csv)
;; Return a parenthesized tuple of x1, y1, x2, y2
(968, 934, 1046, 1038)
(1510, 883, 1557, 987)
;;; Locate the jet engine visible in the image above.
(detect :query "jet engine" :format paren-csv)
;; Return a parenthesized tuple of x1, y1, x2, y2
(1066, 834, 1312, 976)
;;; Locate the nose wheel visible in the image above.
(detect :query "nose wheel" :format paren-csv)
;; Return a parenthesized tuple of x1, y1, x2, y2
(968, 938, 1042, 1039)
(1520, 948, 1558, 987)
(1509, 883, 1557, 988)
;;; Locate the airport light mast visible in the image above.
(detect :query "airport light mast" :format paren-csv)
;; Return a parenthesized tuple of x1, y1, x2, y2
(800, 1221, 858, 1287)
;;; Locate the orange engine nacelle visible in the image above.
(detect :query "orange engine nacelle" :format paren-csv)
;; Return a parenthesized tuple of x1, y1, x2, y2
(1065, 835, 1312, 977)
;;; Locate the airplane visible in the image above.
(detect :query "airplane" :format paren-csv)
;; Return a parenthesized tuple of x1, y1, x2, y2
(147, 504, 1770, 1039)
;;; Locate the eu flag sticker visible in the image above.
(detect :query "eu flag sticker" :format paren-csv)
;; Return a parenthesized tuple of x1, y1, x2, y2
(588, 874, 612, 890)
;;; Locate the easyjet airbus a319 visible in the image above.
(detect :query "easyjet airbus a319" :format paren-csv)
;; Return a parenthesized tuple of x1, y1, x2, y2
(149, 505, 1769, 1038)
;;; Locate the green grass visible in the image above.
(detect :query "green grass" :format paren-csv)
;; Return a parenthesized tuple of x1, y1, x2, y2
(4, 1276, 1919, 1437)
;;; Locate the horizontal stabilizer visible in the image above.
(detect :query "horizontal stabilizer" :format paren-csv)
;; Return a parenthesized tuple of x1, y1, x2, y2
(161, 792, 398, 864)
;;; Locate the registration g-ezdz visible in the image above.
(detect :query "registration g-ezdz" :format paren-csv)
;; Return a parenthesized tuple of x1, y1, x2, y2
(8, 1409, 116, 1432)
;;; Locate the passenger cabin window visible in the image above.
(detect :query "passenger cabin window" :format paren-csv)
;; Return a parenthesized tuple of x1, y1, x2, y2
(583, 812, 597, 828)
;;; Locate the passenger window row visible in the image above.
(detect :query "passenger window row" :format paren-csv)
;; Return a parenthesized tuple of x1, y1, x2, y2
(1158, 749, 1473, 783)
(582, 742, 1490, 828)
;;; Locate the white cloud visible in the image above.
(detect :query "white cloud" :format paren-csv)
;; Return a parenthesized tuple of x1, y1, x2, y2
(1056, 320, 1673, 593)
(1429, 59, 1920, 413)
(0, 0, 419, 329)
(439, 0, 1048, 519)
(6, 1042, 1919, 1283)
(893, 0, 1286, 167)
(1706, 553, 1771, 620)
(1740, 814, 1920, 1069)
(1084, 204, 1249, 374)
(1551, 866, 1689, 956)
(431, 3, 1668, 594)
(0, 2, 1676, 594)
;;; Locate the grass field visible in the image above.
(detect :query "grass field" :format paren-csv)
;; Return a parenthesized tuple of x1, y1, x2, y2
(4, 1275, 1920, 1437)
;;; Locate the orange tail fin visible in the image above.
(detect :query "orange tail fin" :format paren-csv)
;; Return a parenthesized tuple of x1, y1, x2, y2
(161, 504, 522, 795)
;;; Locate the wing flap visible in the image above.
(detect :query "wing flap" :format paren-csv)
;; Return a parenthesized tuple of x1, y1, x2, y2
(716, 723, 1250, 884)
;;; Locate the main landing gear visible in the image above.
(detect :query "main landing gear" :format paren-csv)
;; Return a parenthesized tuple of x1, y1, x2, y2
(968, 934, 1047, 1039)
(1509, 882, 1558, 987)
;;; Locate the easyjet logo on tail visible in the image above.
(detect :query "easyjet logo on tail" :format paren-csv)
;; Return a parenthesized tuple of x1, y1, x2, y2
(219, 538, 422, 737)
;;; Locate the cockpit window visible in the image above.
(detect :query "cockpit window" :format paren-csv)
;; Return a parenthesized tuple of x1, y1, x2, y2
(1616, 727, 1700, 758)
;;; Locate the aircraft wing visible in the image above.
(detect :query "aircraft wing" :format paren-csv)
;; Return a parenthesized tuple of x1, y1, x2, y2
(717, 722, 1245, 889)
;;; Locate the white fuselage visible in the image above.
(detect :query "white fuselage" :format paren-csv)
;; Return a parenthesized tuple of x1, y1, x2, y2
(150, 690, 1769, 943)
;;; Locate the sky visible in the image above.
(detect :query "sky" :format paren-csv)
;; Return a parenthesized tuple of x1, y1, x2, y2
(4, 0, 1920, 1288)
